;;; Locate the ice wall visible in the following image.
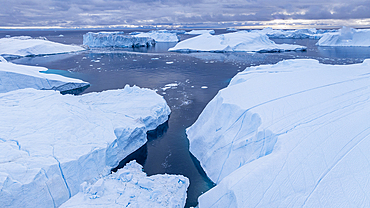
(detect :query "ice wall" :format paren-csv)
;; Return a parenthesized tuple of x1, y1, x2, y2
(316, 27, 370, 46)
(187, 59, 370, 207)
(83, 32, 156, 48)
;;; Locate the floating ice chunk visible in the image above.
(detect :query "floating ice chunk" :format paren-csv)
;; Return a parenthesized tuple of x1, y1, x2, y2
(83, 32, 155, 48)
(316, 26, 370, 46)
(60, 160, 189, 208)
(187, 59, 370, 207)
(0, 61, 89, 94)
(0, 85, 171, 207)
(185, 30, 215, 35)
(201, 86, 208, 89)
(133, 30, 179, 42)
(169, 31, 306, 52)
(226, 28, 238, 32)
(161, 83, 179, 91)
(166, 61, 174, 64)
(0, 36, 85, 57)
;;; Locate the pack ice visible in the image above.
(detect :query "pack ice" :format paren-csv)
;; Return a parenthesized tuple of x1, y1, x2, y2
(317, 26, 370, 46)
(168, 31, 306, 52)
(187, 59, 370, 207)
(60, 160, 189, 208)
(0, 85, 171, 208)
(132, 30, 180, 42)
(0, 36, 85, 57)
(83, 32, 156, 48)
(0, 58, 89, 94)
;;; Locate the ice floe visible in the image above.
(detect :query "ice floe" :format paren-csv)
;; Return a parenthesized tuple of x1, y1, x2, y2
(0, 36, 85, 57)
(60, 160, 189, 208)
(0, 59, 89, 94)
(187, 59, 370, 207)
(316, 26, 370, 46)
(168, 31, 306, 52)
(0, 85, 170, 207)
(83, 32, 156, 48)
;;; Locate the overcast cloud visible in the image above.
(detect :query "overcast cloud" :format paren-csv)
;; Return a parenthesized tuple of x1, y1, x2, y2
(0, 0, 369, 28)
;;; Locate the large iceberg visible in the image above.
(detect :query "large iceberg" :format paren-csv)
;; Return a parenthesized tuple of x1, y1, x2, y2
(316, 27, 370, 46)
(168, 31, 306, 52)
(60, 160, 189, 208)
(0, 86, 170, 207)
(185, 30, 216, 35)
(132, 30, 180, 42)
(0, 36, 85, 57)
(187, 59, 370, 207)
(83, 32, 156, 48)
(0, 59, 89, 94)
(255, 27, 334, 39)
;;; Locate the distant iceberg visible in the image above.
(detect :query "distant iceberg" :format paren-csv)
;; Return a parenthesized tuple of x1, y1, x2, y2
(133, 30, 180, 42)
(83, 32, 156, 48)
(316, 26, 370, 46)
(0, 86, 171, 208)
(185, 30, 215, 35)
(168, 31, 306, 52)
(187, 59, 370, 207)
(255, 27, 336, 39)
(0, 36, 85, 57)
(0, 59, 89, 94)
(61, 160, 189, 208)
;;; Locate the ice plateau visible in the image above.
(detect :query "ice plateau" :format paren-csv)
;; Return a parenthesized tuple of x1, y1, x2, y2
(0, 36, 85, 57)
(0, 59, 89, 94)
(83, 32, 156, 48)
(0, 85, 171, 208)
(60, 160, 189, 208)
(168, 31, 306, 52)
(187, 59, 370, 207)
(316, 26, 370, 46)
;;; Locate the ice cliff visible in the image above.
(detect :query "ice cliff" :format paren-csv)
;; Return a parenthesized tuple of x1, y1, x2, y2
(168, 31, 306, 52)
(60, 161, 189, 208)
(83, 32, 156, 48)
(0, 60, 89, 94)
(0, 85, 171, 207)
(187, 59, 370, 207)
(132, 30, 180, 42)
(316, 27, 370, 46)
(0, 36, 85, 57)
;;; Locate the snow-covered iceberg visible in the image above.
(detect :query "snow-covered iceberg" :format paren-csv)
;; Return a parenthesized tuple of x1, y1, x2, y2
(316, 27, 370, 46)
(60, 160, 189, 208)
(0, 86, 170, 208)
(185, 30, 215, 35)
(254, 27, 336, 39)
(0, 60, 89, 94)
(187, 59, 370, 207)
(0, 36, 85, 57)
(132, 30, 181, 42)
(169, 31, 306, 52)
(83, 32, 156, 48)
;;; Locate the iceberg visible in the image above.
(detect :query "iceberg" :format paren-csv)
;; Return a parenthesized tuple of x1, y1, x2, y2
(60, 160, 189, 208)
(0, 59, 89, 94)
(133, 30, 179, 42)
(0, 36, 85, 57)
(254, 27, 337, 39)
(187, 59, 370, 207)
(185, 30, 215, 35)
(316, 26, 370, 46)
(168, 31, 306, 52)
(83, 32, 156, 48)
(0, 85, 171, 208)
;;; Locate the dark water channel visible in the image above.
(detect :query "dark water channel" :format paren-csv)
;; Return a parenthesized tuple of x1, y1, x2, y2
(2, 29, 370, 207)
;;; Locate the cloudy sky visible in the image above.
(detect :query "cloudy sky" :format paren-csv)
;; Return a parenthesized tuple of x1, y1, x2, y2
(1, 0, 370, 28)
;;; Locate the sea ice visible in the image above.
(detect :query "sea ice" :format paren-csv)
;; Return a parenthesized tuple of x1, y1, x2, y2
(0, 59, 89, 94)
(132, 30, 180, 42)
(0, 85, 171, 207)
(316, 26, 370, 46)
(83, 32, 155, 48)
(187, 59, 370, 207)
(168, 31, 306, 52)
(60, 160, 189, 208)
(0, 36, 85, 57)
(185, 30, 215, 35)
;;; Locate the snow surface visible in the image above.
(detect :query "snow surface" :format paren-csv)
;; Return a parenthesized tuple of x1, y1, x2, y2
(0, 60, 89, 93)
(0, 86, 170, 208)
(83, 32, 156, 48)
(187, 59, 370, 207)
(316, 27, 370, 46)
(133, 30, 180, 42)
(168, 31, 306, 52)
(0, 36, 85, 57)
(185, 30, 215, 35)
(60, 160, 189, 208)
